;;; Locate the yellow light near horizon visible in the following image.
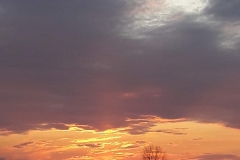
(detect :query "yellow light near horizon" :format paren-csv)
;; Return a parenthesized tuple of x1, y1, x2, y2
(0, 120, 240, 160)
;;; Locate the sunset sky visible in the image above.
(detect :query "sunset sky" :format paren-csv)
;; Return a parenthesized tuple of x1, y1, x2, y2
(1, 0, 240, 160)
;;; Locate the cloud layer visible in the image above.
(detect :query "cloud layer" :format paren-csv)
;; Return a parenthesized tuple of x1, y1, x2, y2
(1, 0, 240, 134)
(195, 154, 240, 160)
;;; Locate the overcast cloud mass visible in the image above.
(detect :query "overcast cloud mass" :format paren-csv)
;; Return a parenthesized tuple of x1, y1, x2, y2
(1, 0, 240, 135)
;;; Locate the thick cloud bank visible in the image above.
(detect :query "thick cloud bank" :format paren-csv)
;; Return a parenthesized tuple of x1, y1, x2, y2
(0, 0, 240, 134)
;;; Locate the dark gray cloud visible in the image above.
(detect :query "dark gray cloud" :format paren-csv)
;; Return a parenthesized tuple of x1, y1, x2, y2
(125, 123, 155, 135)
(78, 143, 102, 148)
(152, 129, 187, 135)
(0, 0, 240, 135)
(195, 154, 240, 160)
(205, 0, 240, 21)
(13, 142, 33, 148)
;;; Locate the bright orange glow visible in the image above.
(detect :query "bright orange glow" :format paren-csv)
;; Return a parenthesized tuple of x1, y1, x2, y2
(1, 120, 240, 160)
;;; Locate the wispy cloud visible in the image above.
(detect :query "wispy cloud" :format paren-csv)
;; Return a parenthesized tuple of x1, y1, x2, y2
(151, 129, 187, 135)
(194, 154, 240, 160)
(13, 142, 33, 149)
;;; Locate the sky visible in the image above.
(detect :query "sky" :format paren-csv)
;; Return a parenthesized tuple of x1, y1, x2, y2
(0, 0, 240, 159)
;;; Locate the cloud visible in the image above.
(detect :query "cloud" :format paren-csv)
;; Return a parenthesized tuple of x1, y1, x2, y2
(195, 154, 240, 160)
(75, 136, 120, 143)
(13, 142, 33, 148)
(204, 0, 240, 22)
(0, 0, 240, 135)
(152, 129, 187, 135)
(120, 144, 140, 150)
(135, 140, 147, 144)
(77, 143, 102, 148)
(124, 122, 156, 135)
(191, 138, 202, 141)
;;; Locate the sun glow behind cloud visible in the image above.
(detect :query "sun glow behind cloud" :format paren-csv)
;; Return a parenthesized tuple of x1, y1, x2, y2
(167, 0, 208, 13)
(123, 0, 209, 38)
